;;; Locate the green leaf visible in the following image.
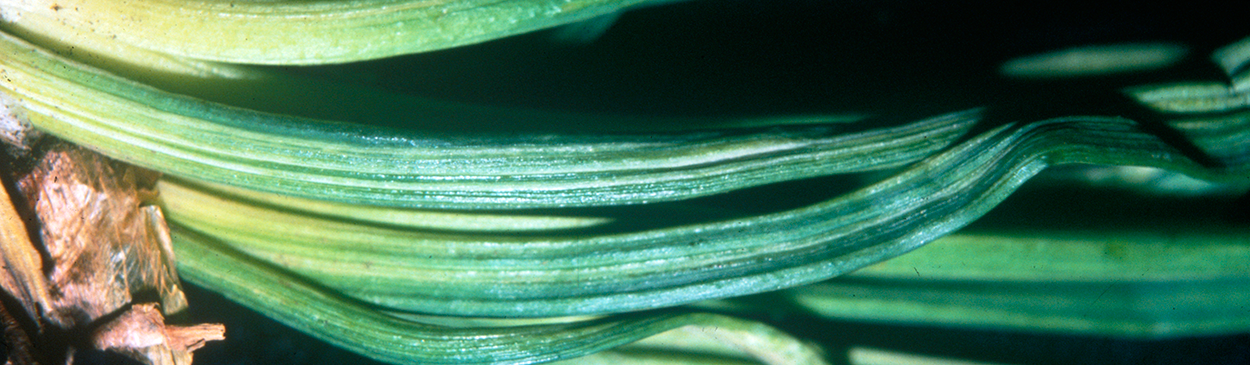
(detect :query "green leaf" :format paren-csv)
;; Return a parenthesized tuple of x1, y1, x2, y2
(172, 226, 828, 365)
(727, 165, 1250, 338)
(0, 28, 976, 209)
(159, 115, 1248, 317)
(1, 0, 661, 65)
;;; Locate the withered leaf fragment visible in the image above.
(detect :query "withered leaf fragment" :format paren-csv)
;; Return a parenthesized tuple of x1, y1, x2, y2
(0, 173, 46, 365)
(17, 142, 185, 329)
(0, 104, 222, 365)
(91, 303, 225, 365)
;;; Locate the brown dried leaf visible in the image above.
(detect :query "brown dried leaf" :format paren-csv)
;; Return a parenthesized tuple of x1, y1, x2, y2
(0, 105, 221, 364)
(0, 176, 49, 333)
(91, 303, 225, 365)
(17, 143, 185, 328)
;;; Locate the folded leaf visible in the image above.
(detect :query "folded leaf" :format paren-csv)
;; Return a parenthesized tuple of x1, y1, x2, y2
(161, 115, 1248, 317)
(0, 28, 975, 209)
(172, 227, 827, 365)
